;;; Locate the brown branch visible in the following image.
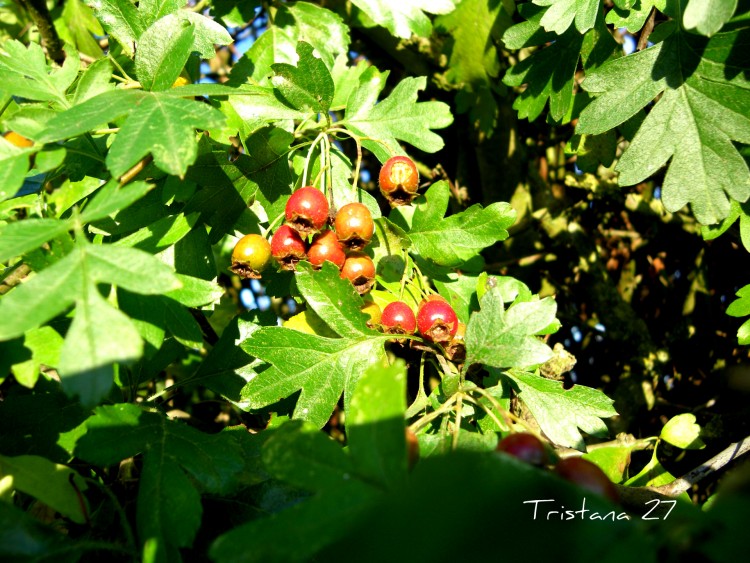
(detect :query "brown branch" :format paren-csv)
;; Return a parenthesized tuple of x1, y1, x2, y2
(655, 435, 750, 497)
(637, 8, 657, 52)
(0, 263, 30, 295)
(118, 155, 153, 185)
(17, 0, 65, 64)
(614, 435, 750, 515)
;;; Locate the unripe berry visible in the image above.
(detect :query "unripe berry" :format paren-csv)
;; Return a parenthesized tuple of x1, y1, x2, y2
(416, 296, 458, 343)
(285, 186, 329, 235)
(308, 230, 346, 269)
(271, 225, 307, 270)
(381, 301, 417, 335)
(230, 234, 272, 279)
(496, 432, 548, 466)
(3, 131, 33, 148)
(379, 156, 419, 206)
(334, 202, 374, 250)
(361, 298, 382, 328)
(554, 457, 619, 502)
(340, 252, 375, 295)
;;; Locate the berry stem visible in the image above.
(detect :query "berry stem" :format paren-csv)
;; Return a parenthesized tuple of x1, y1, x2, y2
(452, 393, 463, 450)
(262, 211, 285, 239)
(409, 393, 459, 433)
(302, 132, 326, 188)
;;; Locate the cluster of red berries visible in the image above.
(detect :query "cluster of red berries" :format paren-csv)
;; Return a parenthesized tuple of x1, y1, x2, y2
(377, 295, 465, 358)
(496, 432, 619, 502)
(231, 186, 377, 294)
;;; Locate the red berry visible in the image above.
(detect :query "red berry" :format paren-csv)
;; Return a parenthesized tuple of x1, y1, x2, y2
(340, 252, 375, 294)
(416, 296, 458, 343)
(381, 301, 417, 335)
(230, 234, 272, 279)
(554, 457, 619, 502)
(379, 156, 419, 206)
(285, 186, 329, 235)
(271, 225, 307, 270)
(496, 432, 548, 466)
(308, 230, 346, 269)
(334, 202, 374, 250)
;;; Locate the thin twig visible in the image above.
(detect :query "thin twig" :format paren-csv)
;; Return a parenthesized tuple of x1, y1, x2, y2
(656, 435, 750, 497)
(637, 8, 657, 51)
(118, 155, 153, 185)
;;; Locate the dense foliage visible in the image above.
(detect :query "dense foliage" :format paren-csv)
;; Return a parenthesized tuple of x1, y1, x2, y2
(1, 0, 749, 561)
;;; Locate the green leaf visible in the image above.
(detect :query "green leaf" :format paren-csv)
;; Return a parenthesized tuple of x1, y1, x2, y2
(533, 0, 600, 34)
(727, 284, 750, 343)
(228, 86, 307, 137)
(660, 413, 706, 449)
(465, 288, 556, 369)
(228, 25, 298, 87)
(0, 218, 70, 263)
(504, 370, 617, 450)
(0, 40, 78, 105)
(80, 180, 153, 222)
(139, 0, 184, 28)
(435, 0, 510, 135)
(135, 15, 195, 91)
(262, 420, 355, 492)
(577, 29, 750, 224)
(11, 326, 64, 388)
(285, 2, 350, 69)
(0, 142, 31, 203)
(165, 274, 224, 307)
(271, 42, 334, 114)
(75, 404, 244, 551)
(683, 0, 737, 36)
(57, 0, 105, 58)
(344, 75, 453, 161)
(295, 262, 375, 338)
(210, 481, 375, 563)
(0, 390, 87, 463)
(39, 89, 226, 178)
(582, 445, 632, 483)
(58, 287, 142, 406)
(350, 0, 458, 39)
(0, 455, 88, 524)
(0, 241, 180, 405)
(73, 58, 115, 104)
(85, 0, 144, 55)
(241, 328, 391, 428)
(0, 502, 80, 563)
(503, 24, 584, 122)
(348, 360, 408, 489)
(406, 181, 516, 267)
(605, 0, 661, 33)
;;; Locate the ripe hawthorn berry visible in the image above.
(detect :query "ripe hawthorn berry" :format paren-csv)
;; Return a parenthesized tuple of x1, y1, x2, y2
(308, 229, 346, 269)
(416, 295, 458, 343)
(381, 301, 417, 335)
(554, 457, 619, 502)
(340, 252, 375, 295)
(334, 202, 374, 251)
(3, 131, 33, 148)
(271, 225, 307, 270)
(379, 155, 419, 206)
(285, 186, 329, 235)
(230, 234, 272, 279)
(496, 432, 548, 466)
